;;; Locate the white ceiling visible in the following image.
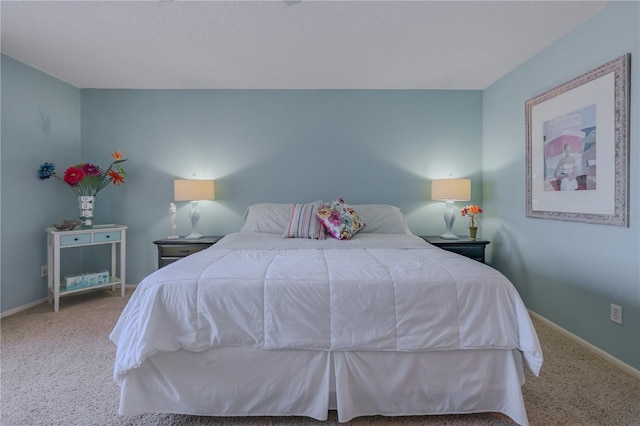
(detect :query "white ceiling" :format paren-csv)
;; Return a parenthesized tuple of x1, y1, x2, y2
(1, 0, 610, 90)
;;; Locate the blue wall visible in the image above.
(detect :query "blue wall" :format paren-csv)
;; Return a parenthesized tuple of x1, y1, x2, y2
(80, 89, 483, 280)
(1, 55, 81, 313)
(483, 2, 639, 369)
(1, 73, 483, 312)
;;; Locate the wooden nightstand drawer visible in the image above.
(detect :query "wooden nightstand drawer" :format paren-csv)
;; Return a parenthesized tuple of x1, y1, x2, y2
(421, 236, 490, 263)
(160, 244, 207, 257)
(441, 244, 485, 261)
(153, 236, 223, 269)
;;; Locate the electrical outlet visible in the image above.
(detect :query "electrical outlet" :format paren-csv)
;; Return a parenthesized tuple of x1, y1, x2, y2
(40, 265, 48, 278)
(610, 304, 622, 325)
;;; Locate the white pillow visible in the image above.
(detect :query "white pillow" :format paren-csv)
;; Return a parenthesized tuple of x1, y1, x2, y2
(350, 204, 412, 234)
(241, 202, 323, 234)
(241, 203, 293, 234)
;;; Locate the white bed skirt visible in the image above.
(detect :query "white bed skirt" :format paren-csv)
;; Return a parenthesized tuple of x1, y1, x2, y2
(119, 347, 529, 425)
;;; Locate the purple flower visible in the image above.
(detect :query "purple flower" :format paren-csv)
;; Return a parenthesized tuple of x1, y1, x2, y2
(329, 210, 342, 226)
(81, 163, 101, 176)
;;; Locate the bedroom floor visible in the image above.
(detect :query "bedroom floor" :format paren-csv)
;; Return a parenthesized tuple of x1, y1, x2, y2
(1, 289, 638, 426)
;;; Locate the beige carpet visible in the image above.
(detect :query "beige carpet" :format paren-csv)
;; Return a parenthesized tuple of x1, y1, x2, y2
(1, 289, 638, 426)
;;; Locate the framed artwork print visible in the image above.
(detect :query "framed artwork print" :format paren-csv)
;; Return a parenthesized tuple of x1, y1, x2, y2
(525, 53, 630, 226)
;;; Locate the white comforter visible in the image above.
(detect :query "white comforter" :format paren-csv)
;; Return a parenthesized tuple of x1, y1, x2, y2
(110, 233, 542, 383)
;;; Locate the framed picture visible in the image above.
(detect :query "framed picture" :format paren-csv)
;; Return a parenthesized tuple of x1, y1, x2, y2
(525, 53, 630, 226)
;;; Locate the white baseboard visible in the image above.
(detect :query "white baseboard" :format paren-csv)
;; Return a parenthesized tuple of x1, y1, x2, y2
(529, 310, 640, 378)
(1, 284, 137, 319)
(1, 297, 48, 318)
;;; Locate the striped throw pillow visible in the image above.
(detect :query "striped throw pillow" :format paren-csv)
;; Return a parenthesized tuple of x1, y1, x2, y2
(283, 203, 326, 239)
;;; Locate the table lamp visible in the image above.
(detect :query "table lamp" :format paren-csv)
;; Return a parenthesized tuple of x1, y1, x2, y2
(174, 179, 215, 239)
(431, 178, 471, 240)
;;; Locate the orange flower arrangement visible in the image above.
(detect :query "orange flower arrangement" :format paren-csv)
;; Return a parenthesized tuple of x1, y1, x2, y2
(460, 205, 482, 228)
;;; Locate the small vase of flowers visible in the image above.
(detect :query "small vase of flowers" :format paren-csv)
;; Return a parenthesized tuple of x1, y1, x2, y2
(38, 151, 127, 227)
(460, 205, 482, 240)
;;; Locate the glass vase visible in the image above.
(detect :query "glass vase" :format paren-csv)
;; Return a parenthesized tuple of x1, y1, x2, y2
(469, 226, 478, 240)
(468, 217, 480, 240)
(78, 196, 95, 227)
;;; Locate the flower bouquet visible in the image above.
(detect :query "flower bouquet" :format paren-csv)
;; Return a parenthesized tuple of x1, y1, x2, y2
(38, 151, 127, 227)
(38, 151, 127, 196)
(460, 205, 482, 240)
(460, 205, 483, 228)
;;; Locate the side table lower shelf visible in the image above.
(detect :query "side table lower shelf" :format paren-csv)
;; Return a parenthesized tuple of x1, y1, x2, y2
(48, 276, 124, 298)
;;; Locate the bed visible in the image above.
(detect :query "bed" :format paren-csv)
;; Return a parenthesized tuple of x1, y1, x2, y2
(110, 202, 543, 425)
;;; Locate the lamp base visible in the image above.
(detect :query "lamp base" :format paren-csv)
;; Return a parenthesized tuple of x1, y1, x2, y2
(440, 200, 459, 240)
(439, 231, 460, 240)
(184, 231, 204, 240)
(185, 201, 204, 239)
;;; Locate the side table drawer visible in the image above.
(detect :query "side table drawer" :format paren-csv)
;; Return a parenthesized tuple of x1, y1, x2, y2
(94, 231, 122, 243)
(160, 245, 208, 257)
(60, 233, 92, 246)
(420, 236, 489, 264)
(159, 258, 181, 268)
(446, 245, 484, 261)
(153, 237, 223, 269)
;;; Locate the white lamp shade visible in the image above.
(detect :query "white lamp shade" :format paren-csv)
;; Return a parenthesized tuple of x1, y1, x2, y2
(174, 179, 215, 201)
(431, 178, 471, 201)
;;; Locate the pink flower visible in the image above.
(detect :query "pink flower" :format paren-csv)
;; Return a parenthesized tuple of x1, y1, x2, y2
(329, 210, 342, 226)
(81, 163, 101, 176)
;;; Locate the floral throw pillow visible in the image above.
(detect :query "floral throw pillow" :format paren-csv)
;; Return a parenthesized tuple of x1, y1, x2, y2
(316, 197, 364, 240)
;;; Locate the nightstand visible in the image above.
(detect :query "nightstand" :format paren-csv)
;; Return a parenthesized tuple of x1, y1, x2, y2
(421, 236, 490, 263)
(153, 236, 223, 269)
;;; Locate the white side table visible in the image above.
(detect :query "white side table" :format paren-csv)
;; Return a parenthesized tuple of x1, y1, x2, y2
(46, 224, 127, 312)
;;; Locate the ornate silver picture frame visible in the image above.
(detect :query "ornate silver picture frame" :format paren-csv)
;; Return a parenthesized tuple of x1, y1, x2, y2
(525, 54, 630, 226)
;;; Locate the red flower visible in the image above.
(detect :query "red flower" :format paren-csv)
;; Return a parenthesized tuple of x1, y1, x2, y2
(63, 167, 85, 185)
(108, 169, 125, 186)
(111, 151, 123, 161)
